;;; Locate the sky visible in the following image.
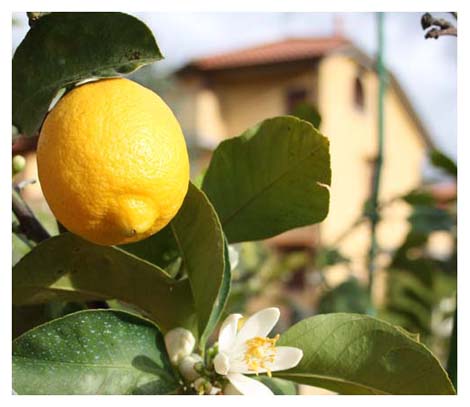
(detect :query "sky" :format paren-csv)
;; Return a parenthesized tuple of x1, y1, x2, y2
(12, 12, 457, 160)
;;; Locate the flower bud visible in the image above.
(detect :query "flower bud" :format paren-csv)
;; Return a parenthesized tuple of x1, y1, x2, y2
(193, 377, 216, 395)
(228, 245, 239, 270)
(213, 352, 230, 375)
(164, 327, 195, 365)
(209, 385, 222, 395)
(178, 353, 203, 382)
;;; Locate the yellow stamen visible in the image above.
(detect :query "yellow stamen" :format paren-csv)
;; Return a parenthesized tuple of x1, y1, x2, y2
(244, 334, 280, 376)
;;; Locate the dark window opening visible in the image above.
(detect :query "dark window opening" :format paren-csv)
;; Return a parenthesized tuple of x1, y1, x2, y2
(286, 88, 308, 114)
(353, 76, 365, 111)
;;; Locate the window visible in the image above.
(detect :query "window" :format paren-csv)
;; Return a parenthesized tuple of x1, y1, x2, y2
(286, 88, 308, 114)
(353, 75, 365, 111)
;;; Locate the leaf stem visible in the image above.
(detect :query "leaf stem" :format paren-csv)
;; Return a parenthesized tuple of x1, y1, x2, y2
(12, 189, 50, 243)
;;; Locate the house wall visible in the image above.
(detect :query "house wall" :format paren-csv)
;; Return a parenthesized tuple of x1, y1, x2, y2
(317, 53, 425, 290)
(178, 62, 318, 142)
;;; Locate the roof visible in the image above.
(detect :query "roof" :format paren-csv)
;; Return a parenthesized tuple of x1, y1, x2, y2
(430, 182, 457, 205)
(179, 36, 350, 72)
(177, 36, 434, 149)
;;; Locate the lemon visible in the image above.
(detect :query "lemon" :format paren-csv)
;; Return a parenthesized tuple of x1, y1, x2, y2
(37, 78, 189, 246)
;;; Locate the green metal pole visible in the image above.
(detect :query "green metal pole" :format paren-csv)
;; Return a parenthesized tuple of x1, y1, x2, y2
(367, 12, 386, 303)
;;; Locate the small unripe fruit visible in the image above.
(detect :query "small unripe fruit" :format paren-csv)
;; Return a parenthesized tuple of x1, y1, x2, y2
(12, 155, 26, 175)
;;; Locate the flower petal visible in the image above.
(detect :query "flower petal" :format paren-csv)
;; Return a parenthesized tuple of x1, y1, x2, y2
(270, 346, 303, 371)
(235, 307, 280, 344)
(214, 352, 231, 375)
(228, 346, 303, 374)
(227, 372, 274, 396)
(218, 313, 243, 352)
(223, 382, 242, 395)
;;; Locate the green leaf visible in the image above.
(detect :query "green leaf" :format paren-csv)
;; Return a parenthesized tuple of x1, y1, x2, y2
(402, 189, 436, 206)
(430, 149, 457, 178)
(13, 12, 162, 136)
(121, 225, 181, 277)
(317, 277, 371, 315)
(170, 184, 229, 345)
(275, 313, 455, 395)
(199, 241, 231, 346)
(13, 310, 180, 395)
(291, 102, 322, 129)
(122, 183, 230, 345)
(447, 309, 457, 390)
(255, 376, 297, 395)
(202, 116, 331, 243)
(13, 233, 195, 333)
(13, 302, 86, 339)
(408, 206, 454, 234)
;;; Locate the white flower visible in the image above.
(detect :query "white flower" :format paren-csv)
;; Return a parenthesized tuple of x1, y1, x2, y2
(164, 327, 196, 365)
(228, 245, 239, 270)
(178, 353, 203, 382)
(213, 307, 303, 395)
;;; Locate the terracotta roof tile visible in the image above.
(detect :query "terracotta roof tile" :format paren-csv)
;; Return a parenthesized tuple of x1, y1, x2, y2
(185, 36, 350, 71)
(429, 183, 457, 204)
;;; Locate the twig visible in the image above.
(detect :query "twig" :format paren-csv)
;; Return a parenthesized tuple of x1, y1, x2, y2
(12, 221, 34, 248)
(421, 13, 457, 39)
(425, 27, 458, 39)
(12, 189, 50, 244)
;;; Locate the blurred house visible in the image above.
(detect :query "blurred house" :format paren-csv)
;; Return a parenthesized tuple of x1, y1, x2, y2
(13, 35, 436, 289)
(169, 35, 434, 287)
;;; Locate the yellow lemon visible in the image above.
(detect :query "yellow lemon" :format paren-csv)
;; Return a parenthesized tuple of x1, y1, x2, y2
(37, 78, 189, 246)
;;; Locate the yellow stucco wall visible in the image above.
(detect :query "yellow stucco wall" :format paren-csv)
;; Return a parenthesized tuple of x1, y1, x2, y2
(192, 63, 318, 138)
(317, 53, 425, 287)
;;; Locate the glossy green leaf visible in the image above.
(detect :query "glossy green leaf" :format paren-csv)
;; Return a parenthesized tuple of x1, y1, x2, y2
(255, 376, 297, 395)
(13, 12, 162, 136)
(198, 241, 231, 346)
(122, 183, 229, 345)
(121, 226, 181, 277)
(170, 184, 229, 344)
(275, 313, 455, 395)
(430, 149, 457, 178)
(13, 233, 195, 333)
(13, 310, 180, 394)
(202, 116, 331, 243)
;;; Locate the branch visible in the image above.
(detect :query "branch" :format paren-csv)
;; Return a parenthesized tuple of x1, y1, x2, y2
(425, 27, 457, 39)
(12, 189, 50, 243)
(421, 12, 457, 39)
